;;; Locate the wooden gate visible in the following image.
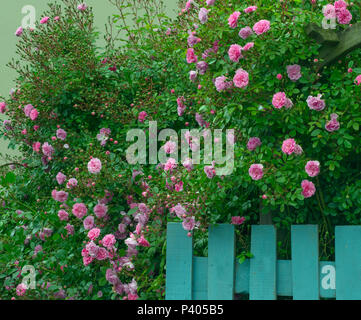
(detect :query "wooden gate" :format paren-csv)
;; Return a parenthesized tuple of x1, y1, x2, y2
(165, 222, 361, 300)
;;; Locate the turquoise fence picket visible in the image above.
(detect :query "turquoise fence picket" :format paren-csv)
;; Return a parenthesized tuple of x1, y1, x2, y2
(291, 225, 319, 300)
(249, 225, 277, 300)
(335, 226, 361, 300)
(165, 223, 361, 300)
(165, 222, 193, 300)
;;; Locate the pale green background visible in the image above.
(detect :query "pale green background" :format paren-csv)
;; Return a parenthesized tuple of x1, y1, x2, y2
(0, 0, 179, 162)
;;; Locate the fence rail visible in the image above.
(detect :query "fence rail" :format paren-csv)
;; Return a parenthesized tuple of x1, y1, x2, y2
(165, 222, 361, 300)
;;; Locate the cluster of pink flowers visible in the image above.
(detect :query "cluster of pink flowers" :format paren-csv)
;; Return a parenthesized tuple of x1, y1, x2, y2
(323, 1, 352, 25)
(231, 216, 246, 225)
(23, 104, 39, 121)
(171, 203, 196, 232)
(177, 96, 187, 116)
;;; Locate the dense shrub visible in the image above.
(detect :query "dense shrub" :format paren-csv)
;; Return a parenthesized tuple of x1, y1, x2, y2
(1, 0, 361, 300)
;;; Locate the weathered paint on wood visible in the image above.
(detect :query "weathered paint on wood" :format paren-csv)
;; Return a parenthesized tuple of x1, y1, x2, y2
(165, 222, 193, 300)
(291, 225, 319, 300)
(192, 257, 208, 300)
(249, 225, 277, 300)
(208, 224, 235, 300)
(335, 226, 361, 300)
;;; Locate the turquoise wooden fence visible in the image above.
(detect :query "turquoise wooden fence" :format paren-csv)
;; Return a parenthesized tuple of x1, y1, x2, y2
(165, 222, 361, 300)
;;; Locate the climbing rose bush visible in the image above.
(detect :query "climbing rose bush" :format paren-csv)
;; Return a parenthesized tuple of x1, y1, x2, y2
(1, 0, 361, 300)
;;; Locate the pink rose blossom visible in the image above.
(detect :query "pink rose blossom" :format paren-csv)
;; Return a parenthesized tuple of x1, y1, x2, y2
(182, 158, 193, 171)
(323, 4, 336, 18)
(282, 138, 296, 155)
(29, 108, 39, 121)
(253, 20, 270, 35)
(334, 0, 347, 12)
(83, 216, 95, 230)
(198, 8, 209, 24)
(58, 210, 69, 221)
(0, 102, 6, 113)
(228, 44, 243, 62)
(65, 224, 74, 235)
(182, 216, 196, 231)
(177, 96, 186, 116)
(233, 69, 249, 88)
(56, 172, 66, 185)
(138, 111, 147, 123)
(301, 180, 316, 198)
(231, 216, 246, 225)
(56, 128, 67, 140)
(88, 228, 101, 240)
(164, 141, 177, 154)
(171, 203, 187, 218)
(272, 92, 287, 109)
(54, 190, 68, 203)
(24, 104, 34, 117)
(239, 26, 253, 39)
(32, 142, 41, 153)
(186, 48, 198, 64)
(337, 8, 352, 24)
(16, 283, 27, 296)
(42, 142, 54, 157)
(94, 203, 108, 219)
(242, 42, 254, 51)
(102, 234, 116, 249)
(214, 76, 232, 92)
(164, 158, 177, 172)
(247, 137, 262, 151)
(325, 113, 340, 132)
(15, 27, 23, 37)
(137, 235, 150, 247)
(72, 203, 88, 219)
(307, 94, 326, 111)
(249, 164, 264, 180)
(228, 11, 241, 29)
(287, 64, 302, 81)
(66, 178, 78, 189)
(189, 70, 197, 82)
(294, 144, 303, 155)
(204, 164, 216, 179)
(87, 158, 102, 174)
(305, 161, 320, 177)
(244, 6, 257, 13)
(206, 0, 216, 5)
(40, 17, 50, 24)
(196, 61, 208, 75)
(77, 3, 88, 11)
